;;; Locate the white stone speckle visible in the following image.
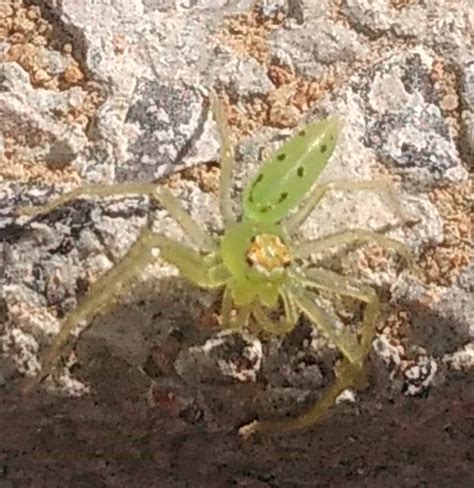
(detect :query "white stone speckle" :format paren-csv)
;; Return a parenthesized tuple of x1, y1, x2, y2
(443, 343, 474, 371)
(403, 355, 438, 396)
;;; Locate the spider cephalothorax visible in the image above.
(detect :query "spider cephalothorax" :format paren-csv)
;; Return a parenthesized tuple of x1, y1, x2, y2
(19, 92, 413, 437)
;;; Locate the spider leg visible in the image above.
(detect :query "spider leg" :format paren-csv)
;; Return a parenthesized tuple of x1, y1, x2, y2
(221, 287, 233, 326)
(153, 188, 217, 251)
(18, 183, 156, 217)
(251, 289, 298, 336)
(18, 183, 217, 252)
(20, 230, 227, 393)
(20, 227, 165, 393)
(221, 294, 252, 330)
(298, 268, 379, 354)
(293, 229, 414, 270)
(239, 275, 379, 437)
(154, 234, 229, 288)
(290, 284, 363, 364)
(210, 91, 236, 227)
(284, 179, 413, 234)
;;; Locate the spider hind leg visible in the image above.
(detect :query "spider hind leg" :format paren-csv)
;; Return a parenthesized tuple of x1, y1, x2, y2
(239, 269, 379, 437)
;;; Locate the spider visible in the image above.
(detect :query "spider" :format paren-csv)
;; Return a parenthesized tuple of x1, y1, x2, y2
(18, 92, 413, 437)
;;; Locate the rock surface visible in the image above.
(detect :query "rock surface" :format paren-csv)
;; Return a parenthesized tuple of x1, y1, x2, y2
(0, 0, 472, 486)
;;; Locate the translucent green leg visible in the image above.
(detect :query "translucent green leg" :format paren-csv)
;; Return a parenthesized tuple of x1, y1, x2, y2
(155, 234, 229, 288)
(20, 228, 165, 392)
(294, 229, 414, 270)
(210, 91, 236, 227)
(251, 290, 298, 336)
(284, 179, 413, 234)
(18, 183, 156, 217)
(290, 285, 363, 364)
(297, 268, 379, 356)
(20, 229, 228, 393)
(221, 287, 252, 330)
(18, 183, 217, 252)
(154, 188, 217, 251)
(239, 274, 379, 437)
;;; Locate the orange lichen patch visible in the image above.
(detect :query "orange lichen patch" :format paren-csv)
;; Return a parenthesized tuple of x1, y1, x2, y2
(159, 161, 221, 197)
(63, 87, 107, 128)
(418, 182, 473, 286)
(359, 245, 393, 272)
(0, 136, 80, 184)
(390, 0, 418, 9)
(327, 0, 350, 26)
(218, 5, 338, 134)
(218, 70, 336, 137)
(219, 6, 284, 65)
(267, 75, 336, 128)
(62, 61, 85, 86)
(1, 0, 87, 91)
(228, 96, 269, 138)
(0, 158, 80, 185)
(181, 164, 221, 195)
(431, 58, 460, 115)
(267, 64, 294, 87)
(381, 309, 412, 340)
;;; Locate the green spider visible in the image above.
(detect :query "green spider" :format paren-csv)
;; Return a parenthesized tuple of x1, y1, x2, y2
(18, 93, 412, 437)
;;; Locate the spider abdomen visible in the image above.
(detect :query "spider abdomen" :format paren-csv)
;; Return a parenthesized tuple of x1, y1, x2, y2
(242, 118, 341, 224)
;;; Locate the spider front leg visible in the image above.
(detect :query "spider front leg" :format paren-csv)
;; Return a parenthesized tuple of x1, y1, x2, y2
(21, 230, 228, 393)
(210, 91, 236, 227)
(221, 288, 251, 330)
(19, 181, 224, 391)
(239, 271, 379, 437)
(19, 183, 155, 217)
(294, 228, 415, 270)
(284, 179, 414, 235)
(251, 290, 298, 336)
(18, 182, 217, 252)
(20, 227, 166, 392)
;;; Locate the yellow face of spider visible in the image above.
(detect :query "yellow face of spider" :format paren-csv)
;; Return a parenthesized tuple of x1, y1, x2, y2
(220, 222, 292, 307)
(245, 234, 291, 276)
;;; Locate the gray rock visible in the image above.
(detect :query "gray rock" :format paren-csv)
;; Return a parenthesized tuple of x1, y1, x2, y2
(211, 52, 274, 98)
(461, 61, 474, 111)
(344, 0, 393, 38)
(142, 0, 176, 11)
(283, 0, 330, 25)
(352, 49, 466, 184)
(117, 80, 208, 181)
(174, 330, 263, 385)
(457, 262, 474, 293)
(410, 286, 473, 357)
(270, 18, 366, 77)
(0, 63, 88, 164)
(260, 0, 288, 19)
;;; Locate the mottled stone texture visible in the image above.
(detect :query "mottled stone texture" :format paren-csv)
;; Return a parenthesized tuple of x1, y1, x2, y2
(1, 0, 473, 486)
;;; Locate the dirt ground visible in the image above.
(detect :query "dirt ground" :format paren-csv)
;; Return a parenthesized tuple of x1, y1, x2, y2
(1, 363, 472, 488)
